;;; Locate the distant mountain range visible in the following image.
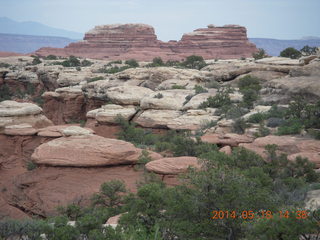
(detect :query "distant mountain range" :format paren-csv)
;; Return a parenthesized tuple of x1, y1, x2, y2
(0, 17, 319, 56)
(249, 38, 320, 56)
(0, 33, 77, 54)
(0, 17, 83, 39)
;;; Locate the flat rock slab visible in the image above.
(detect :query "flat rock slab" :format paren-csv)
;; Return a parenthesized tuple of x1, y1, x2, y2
(32, 135, 151, 167)
(145, 156, 200, 175)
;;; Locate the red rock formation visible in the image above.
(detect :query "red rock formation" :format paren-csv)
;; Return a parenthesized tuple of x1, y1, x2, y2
(35, 24, 258, 61)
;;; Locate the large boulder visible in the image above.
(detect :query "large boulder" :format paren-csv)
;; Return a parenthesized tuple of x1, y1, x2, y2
(145, 156, 200, 175)
(87, 104, 137, 124)
(140, 90, 193, 110)
(31, 135, 159, 167)
(134, 109, 182, 128)
(106, 86, 154, 105)
(0, 101, 53, 133)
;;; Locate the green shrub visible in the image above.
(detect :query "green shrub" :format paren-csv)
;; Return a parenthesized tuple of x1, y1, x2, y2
(225, 104, 249, 119)
(280, 47, 302, 59)
(181, 55, 207, 70)
(254, 123, 271, 137)
(0, 84, 11, 101)
(252, 48, 267, 60)
(300, 45, 317, 56)
(0, 62, 11, 68)
(194, 85, 208, 94)
(87, 76, 104, 83)
(26, 161, 37, 171)
(148, 57, 165, 67)
(232, 118, 248, 134)
(277, 119, 303, 135)
(81, 59, 93, 67)
(45, 55, 58, 60)
(171, 84, 186, 89)
(106, 60, 122, 66)
(32, 56, 41, 65)
(247, 112, 268, 123)
(125, 59, 139, 68)
(199, 88, 231, 109)
(91, 180, 126, 208)
(238, 75, 262, 92)
(153, 93, 163, 99)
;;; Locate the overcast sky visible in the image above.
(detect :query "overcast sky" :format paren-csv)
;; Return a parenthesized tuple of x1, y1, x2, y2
(1, 0, 319, 41)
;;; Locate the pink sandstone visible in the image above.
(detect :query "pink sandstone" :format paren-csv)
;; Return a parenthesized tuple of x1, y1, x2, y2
(35, 24, 258, 61)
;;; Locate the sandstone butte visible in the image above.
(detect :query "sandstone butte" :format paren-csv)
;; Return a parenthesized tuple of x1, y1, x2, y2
(35, 23, 258, 61)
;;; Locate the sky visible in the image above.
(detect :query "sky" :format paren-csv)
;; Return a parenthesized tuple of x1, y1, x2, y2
(1, 0, 319, 41)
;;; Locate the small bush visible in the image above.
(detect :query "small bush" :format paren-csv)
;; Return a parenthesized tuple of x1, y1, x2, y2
(194, 85, 208, 94)
(0, 62, 11, 68)
(32, 57, 41, 65)
(147, 57, 165, 67)
(153, 93, 163, 99)
(280, 47, 302, 59)
(27, 161, 37, 171)
(277, 119, 303, 135)
(199, 88, 231, 109)
(232, 118, 248, 134)
(0, 84, 11, 101)
(125, 59, 139, 68)
(253, 48, 267, 60)
(254, 123, 271, 137)
(81, 59, 93, 67)
(300, 45, 317, 56)
(45, 55, 58, 60)
(171, 84, 186, 89)
(225, 105, 249, 119)
(181, 55, 207, 70)
(247, 112, 268, 123)
(183, 94, 194, 105)
(238, 75, 262, 92)
(87, 76, 104, 83)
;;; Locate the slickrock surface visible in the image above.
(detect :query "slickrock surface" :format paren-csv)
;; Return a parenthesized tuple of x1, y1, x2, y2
(145, 156, 200, 175)
(31, 135, 161, 167)
(35, 24, 258, 61)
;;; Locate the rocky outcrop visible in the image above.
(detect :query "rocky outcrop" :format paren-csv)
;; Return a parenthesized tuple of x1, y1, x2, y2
(239, 135, 320, 168)
(145, 156, 200, 175)
(35, 24, 258, 61)
(0, 101, 53, 133)
(31, 135, 161, 167)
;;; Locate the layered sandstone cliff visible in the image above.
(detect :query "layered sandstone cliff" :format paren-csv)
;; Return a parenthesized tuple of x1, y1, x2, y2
(35, 24, 258, 60)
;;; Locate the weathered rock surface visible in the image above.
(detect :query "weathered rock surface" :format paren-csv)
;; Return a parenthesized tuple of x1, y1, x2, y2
(31, 135, 159, 167)
(106, 86, 154, 105)
(134, 109, 182, 128)
(4, 124, 38, 136)
(0, 101, 52, 132)
(35, 24, 258, 61)
(87, 104, 137, 124)
(145, 157, 200, 175)
(201, 133, 254, 147)
(140, 90, 193, 110)
(240, 135, 320, 167)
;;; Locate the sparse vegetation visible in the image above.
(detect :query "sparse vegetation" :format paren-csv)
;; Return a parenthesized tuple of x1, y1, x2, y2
(194, 85, 208, 94)
(153, 93, 163, 99)
(32, 56, 42, 65)
(171, 84, 186, 89)
(280, 47, 302, 59)
(181, 55, 207, 70)
(87, 76, 104, 83)
(199, 87, 232, 109)
(0, 63, 11, 68)
(252, 48, 267, 60)
(26, 161, 37, 171)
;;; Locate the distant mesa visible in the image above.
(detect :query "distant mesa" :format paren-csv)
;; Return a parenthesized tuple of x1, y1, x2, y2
(35, 23, 258, 61)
